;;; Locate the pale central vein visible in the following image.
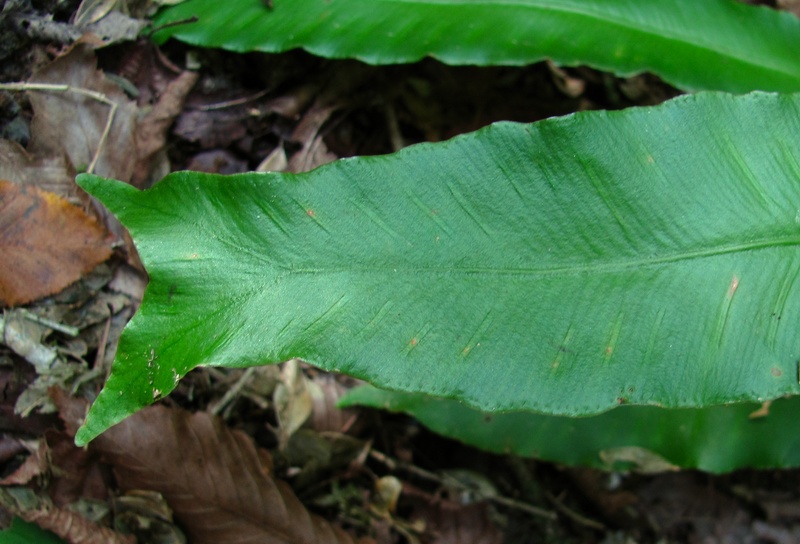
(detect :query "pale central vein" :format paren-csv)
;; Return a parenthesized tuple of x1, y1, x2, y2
(276, 236, 800, 278)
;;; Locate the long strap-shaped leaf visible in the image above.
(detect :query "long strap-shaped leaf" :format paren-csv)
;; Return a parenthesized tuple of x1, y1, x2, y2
(151, 0, 800, 93)
(76, 92, 800, 445)
(341, 385, 800, 473)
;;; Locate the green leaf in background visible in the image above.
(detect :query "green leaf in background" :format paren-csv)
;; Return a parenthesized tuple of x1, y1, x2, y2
(341, 385, 800, 473)
(151, 0, 800, 93)
(0, 518, 64, 544)
(75, 92, 800, 445)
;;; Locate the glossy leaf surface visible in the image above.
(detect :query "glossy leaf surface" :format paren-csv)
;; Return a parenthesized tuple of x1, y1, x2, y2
(75, 92, 800, 445)
(341, 385, 800, 473)
(151, 0, 800, 93)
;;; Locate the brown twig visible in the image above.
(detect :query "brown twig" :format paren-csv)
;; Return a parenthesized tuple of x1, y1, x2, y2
(0, 82, 117, 174)
(209, 367, 258, 416)
(195, 89, 271, 111)
(545, 490, 606, 531)
(368, 449, 557, 520)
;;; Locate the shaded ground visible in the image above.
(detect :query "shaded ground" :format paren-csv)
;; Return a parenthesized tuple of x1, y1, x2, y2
(3, 1, 800, 543)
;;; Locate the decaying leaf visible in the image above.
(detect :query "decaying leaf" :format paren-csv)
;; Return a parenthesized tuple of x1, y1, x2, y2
(403, 485, 504, 544)
(0, 140, 75, 199)
(114, 490, 187, 544)
(74, 0, 120, 27)
(0, 439, 47, 486)
(1, 309, 58, 369)
(273, 359, 314, 449)
(92, 404, 358, 544)
(0, 486, 134, 544)
(306, 374, 359, 434)
(27, 42, 138, 181)
(132, 69, 198, 186)
(749, 400, 772, 419)
(373, 476, 402, 515)
(599, 447, 679, 474)
(0, 181, 112, 306)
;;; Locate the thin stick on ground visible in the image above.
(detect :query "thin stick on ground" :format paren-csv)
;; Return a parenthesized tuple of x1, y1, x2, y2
(209, 366, 258, 416)
(0, 82, 117, 174)
(369, 448, 559, 521)
(545, 490, 607, 531)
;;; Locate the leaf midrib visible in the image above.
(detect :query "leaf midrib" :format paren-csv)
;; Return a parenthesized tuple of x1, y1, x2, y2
(267, 236, 800, 278)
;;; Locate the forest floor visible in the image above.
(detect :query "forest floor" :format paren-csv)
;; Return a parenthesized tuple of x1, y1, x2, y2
(3, 1, 800, 543)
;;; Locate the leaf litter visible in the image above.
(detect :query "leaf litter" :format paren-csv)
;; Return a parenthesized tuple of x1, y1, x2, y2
(53, 391, 359, 544)
(5, 2, 800, 543)
(0, 181, 112, 307)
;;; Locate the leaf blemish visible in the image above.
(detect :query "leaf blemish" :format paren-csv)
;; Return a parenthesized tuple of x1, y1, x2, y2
(726, 275, 740, 299)
(306, 209, 315, 217)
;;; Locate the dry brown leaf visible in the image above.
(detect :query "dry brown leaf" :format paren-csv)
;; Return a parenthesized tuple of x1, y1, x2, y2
(0, 436, 27, 464)
(185, 149, 248, 174)
(0, 439, 47, 486)
(173, 106, 249, 148)
(74, 0, 120, 27)
(92, 404, 359, 544)
(274, 359, 314, 449)
(306, 374, 359, 434)
(27, 42, 138, 181)
(0, 486, 135, 544)
(132, 69, 198, 186)
(256, 144, 289, 172)
(409, 497, 503, 544)
(48, 388, 114, 508)
(0, 140, 75, 199)
(0, 405, 108, 505)
(263, 83, 319, 120)
(115, 41, 186, 107)
(45, 428, 109, 508)
(1, 308, 58, 369)
(287, 101, 339, 173)
(0, 181, 112, 306)
(778, 0, 800, 17)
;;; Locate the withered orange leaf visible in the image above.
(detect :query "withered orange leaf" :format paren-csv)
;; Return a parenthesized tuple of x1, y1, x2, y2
(0, 180, 112, 306)
(92, 405, 358, 544)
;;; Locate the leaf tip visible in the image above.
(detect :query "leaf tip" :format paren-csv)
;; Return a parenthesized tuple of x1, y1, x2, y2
(73, 426, 93, 448)
(73, 395, 116, 446)
(76, 174, 139, 209)
(73, 380, 144, 446)
(75, 172, 108, 193)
